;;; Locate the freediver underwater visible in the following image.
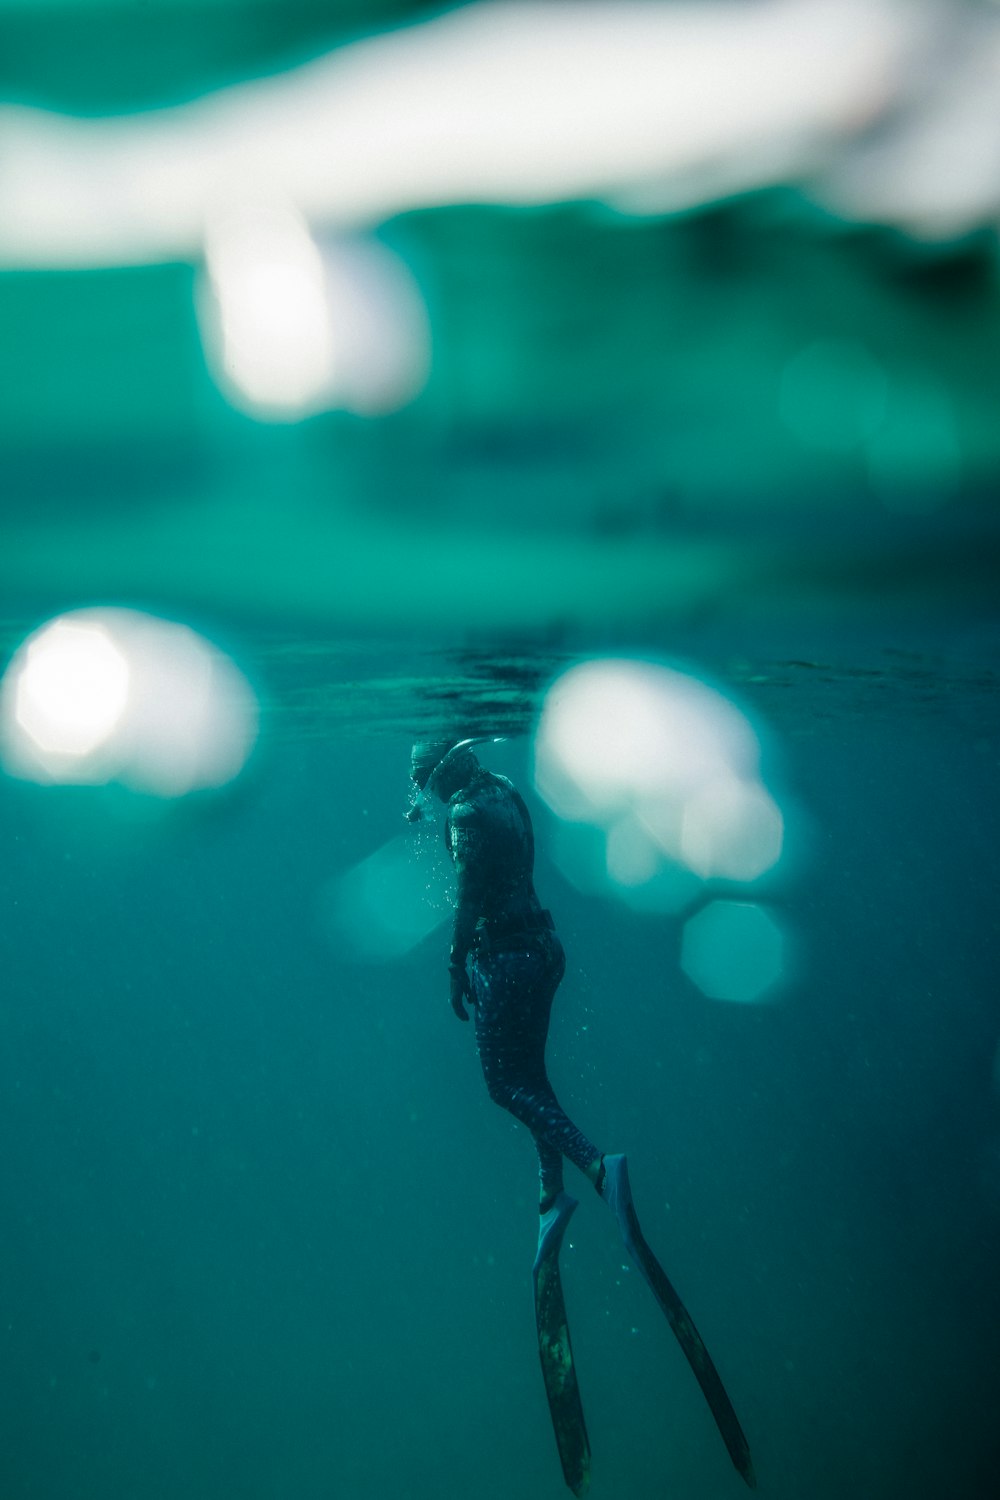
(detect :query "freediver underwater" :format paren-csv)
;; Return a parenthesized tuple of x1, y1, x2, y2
(407, 737, 757, 1495)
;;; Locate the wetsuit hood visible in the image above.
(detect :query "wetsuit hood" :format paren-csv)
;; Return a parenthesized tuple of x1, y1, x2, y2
(410, 739, 454, 791)
(406, 735, 507, 820)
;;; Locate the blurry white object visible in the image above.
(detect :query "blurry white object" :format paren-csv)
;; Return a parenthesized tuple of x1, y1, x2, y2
(534, 658, 784, 895)
(0, 609, 258, 796)
(0, 0, 944, 269)
(9, 618, 130, 759)
(197, 198, 430, 418)
(811, 5, 1000, 239)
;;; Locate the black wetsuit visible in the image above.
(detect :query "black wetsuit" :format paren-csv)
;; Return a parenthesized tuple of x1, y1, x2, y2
(446, 768, 600, 1202)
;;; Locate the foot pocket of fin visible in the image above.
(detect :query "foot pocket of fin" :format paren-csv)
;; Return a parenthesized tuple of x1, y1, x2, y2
(534, 1192, 579, 1273)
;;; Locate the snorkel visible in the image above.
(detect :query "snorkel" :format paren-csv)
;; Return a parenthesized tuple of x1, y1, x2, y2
(405, 786, 434, 824)
(405, 736, 507, 822)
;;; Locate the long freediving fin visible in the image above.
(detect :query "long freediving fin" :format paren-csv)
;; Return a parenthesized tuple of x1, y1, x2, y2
(532, 1194, 591, 1497)
(601, 1155, 756, 1489)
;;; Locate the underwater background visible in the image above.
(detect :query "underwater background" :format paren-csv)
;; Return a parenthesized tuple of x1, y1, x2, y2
(2, 2, 1000, 1497)
(2, 623, 998, 1500)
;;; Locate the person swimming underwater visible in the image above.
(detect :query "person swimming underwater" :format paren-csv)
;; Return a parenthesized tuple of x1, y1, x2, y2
(409, 736, 607, 1212)
(407, 737, 756, 1496)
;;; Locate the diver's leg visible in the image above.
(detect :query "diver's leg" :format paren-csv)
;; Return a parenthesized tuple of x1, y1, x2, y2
(482, 1052, 603, 1188)
(469, 945, 591, 1491)
(472, 937, 604, 1187)
(535, 1135, 565, 1213)
(504, 1076, 601, 1184)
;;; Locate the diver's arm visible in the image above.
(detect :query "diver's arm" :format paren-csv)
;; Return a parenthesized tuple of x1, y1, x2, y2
(447, 891, 478, 1023)
(449, 902, 479, 973)
(447, 923, 476, 1023)
(447, 801, 489, 961)
(446, 802, 488, 1020)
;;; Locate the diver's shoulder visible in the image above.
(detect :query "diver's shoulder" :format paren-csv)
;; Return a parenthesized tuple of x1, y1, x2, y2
(447, 769, 510, 816)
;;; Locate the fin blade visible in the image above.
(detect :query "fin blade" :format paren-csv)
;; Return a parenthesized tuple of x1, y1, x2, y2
(603, 1157, 755, 1488)
(533, 1196, 591, 1496)
(624, 1198, 756, 1488)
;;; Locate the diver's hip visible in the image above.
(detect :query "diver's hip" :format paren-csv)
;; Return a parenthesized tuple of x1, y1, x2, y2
(474, 905, 556, 952)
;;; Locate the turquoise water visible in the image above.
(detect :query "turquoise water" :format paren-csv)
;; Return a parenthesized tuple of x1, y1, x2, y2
(1, 621, 998, 1499)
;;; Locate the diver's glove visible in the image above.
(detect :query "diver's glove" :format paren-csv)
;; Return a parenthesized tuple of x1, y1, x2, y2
(449, 963, 472, 1022)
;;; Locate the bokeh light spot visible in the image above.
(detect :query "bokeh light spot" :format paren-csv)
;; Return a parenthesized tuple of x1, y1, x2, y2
(14, 620, 129, 757)
(1, 610, 258, 796)
(680, 778, 784, 882)
(321, 831, 451, 962)
(605, 816, 661, 888)
(534, 658, 784, 902)
(199, 199, 430, 420)
(201, 197, 335, 417)
(551, 817, 701, 914)
(681, 900, 785, 1003)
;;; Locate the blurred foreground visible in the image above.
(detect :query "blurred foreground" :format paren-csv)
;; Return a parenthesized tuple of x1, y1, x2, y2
(0, 0, 998, 635)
